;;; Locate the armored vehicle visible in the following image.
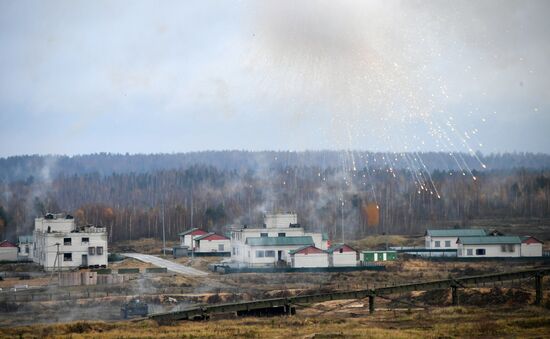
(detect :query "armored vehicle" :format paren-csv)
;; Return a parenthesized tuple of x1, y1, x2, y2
(121, 298, 148, 319)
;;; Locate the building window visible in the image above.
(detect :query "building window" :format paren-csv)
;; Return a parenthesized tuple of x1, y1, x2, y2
(88, 247, 95, 255)
(63, 238, 72, 246)
(278, 233, 286, 237)
(218, 244, 225, 252)
(339, 248, 343, 253)
(260, 233, 268, 237)
(508, 245, 515, 252)
(467, 249, 473, 256)
(434, 241, 440, 248)
(25, 245, 29, 254)
(501, 245, 507, 252)
(82, 237, 89, 244)
(232, 248, 236, 255)
(476, 249, 486, 256)
(256, 250, 265, 258)
(96, 247, 104, 255)
(445, 241, 451, 248)
(265, 250, 275, 257)
(63, 253, 72, 261)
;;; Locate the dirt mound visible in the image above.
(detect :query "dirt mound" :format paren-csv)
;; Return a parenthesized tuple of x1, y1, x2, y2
(412, 287, 531, 307)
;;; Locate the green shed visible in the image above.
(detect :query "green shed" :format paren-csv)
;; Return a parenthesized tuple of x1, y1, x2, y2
(362, 250, 397, 262)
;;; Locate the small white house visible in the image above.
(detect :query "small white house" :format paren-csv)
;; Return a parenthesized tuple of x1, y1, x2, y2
(425, 229, 487, 249)
(520, 236, 543, 257)
(457, 236, 521, 257)
(193, 232, 230, 253)
(33, 213, 108, 271)
(178, 228, 209, 249)
(0, 240, 18, 261)
(17, 235, 34, 261)
(241, 236, 315, 266)
(289, 245, 329, 268)
(327, 243, 358, 267)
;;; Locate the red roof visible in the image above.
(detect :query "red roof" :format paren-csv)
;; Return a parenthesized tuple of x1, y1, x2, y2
(190, 229, 209, 236)
(293, 245, 325, 255)
(0, 240, 17, 248)
(197, 233, 229, 241)
(522, 236, 543, 244)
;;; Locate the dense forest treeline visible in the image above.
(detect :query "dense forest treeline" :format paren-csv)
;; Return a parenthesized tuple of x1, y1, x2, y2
(2, 151, 550, 182)
(0, 151, 549, 243)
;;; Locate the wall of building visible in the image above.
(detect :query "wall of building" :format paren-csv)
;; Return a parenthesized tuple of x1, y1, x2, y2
(292, 253, 329, 268)
(264, 213, 297, 228)
(425, 236, 459, 249)
(521, 243, 542, 257)
(331, 252, 357, 266)
(196, 239, 230, 253)
(0, 247, 18, 261)
(458, 244, 521, 257)
(34, 231, 108, 270)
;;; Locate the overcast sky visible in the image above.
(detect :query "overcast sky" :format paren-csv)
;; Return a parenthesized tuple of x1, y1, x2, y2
(0, 0, 549, 156)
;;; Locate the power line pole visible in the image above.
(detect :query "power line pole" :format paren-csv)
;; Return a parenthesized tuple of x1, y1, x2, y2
(162, 201, 166, 256)
(56, 243, 61, 284)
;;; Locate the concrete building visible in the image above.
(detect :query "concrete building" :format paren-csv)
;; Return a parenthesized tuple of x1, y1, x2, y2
(230, 213, 329, 267)
(17, 235, 34, 261)
(289, 245, 329, 268)
(520, 236, 543, 257)
(425, 229, 487, 249)
(178, 228, 208, 249)
(457, 236, 522, 257)
(327, 244, 358, 267)
(0, 240, 18, 262)
(193, 232, 230, 253)
(33, 213, 108, 271)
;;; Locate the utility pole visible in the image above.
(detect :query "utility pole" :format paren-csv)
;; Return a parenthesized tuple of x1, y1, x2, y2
(162, 201, 166, 256)
(56, 243, 61, 284)
(341, 196, 345, 243)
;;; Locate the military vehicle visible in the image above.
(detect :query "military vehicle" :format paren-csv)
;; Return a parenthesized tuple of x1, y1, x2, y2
(120, 298, 148, 319)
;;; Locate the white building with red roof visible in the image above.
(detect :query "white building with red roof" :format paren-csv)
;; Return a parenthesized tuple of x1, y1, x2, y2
(178, 228, 209, 250)
(520, 236, 543, 257)
(0, 240, 18, 261)
(288, 245, 329, 268)
(193, 232, 230, 253)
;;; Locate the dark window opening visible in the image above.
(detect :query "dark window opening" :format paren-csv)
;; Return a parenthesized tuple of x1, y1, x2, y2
(476, 249, 486, 255)
(278, 233, 286, 237)
(260, 233, 268, 237)
(96, 246, 104, 255)
(88, 247, 95, 255)
(63, 238, 72, 246)
(63, 253, 72, 261)
(82, 237, 89, 244)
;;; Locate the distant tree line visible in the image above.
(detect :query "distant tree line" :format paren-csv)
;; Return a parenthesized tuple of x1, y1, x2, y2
(0, 151, 549, 243)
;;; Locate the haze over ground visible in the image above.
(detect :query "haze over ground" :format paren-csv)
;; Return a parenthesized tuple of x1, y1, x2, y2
(0, 0, 549, 156)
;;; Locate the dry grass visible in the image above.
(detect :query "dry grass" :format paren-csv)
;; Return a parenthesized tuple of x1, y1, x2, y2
(1, 306, 549, 338)
(350, 235, 415, 250)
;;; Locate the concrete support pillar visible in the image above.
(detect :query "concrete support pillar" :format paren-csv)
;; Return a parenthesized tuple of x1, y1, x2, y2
(368, 295, 375, 314)
(451, 286, 458, 306)
(535, 274, 542, 306)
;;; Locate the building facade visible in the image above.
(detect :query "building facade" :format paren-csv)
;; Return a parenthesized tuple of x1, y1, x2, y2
(425, 229, 487, 249)
(289, 245, 329, 268)
(0, 240, 18, 261)
(17, 235, 34, 261)
(327, 244, 358, 266)
(230, 213, 329, 267)
(193, 232, 230, 253)
(457, 236, 522, 257)
(33, 213, 108, 271)
(178, 228, 209, 249)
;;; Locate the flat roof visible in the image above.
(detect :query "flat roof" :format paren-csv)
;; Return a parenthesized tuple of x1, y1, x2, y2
(246, 236, 314, 247)
(458, 236, 522, 245)
(426, 229, 487, 237)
